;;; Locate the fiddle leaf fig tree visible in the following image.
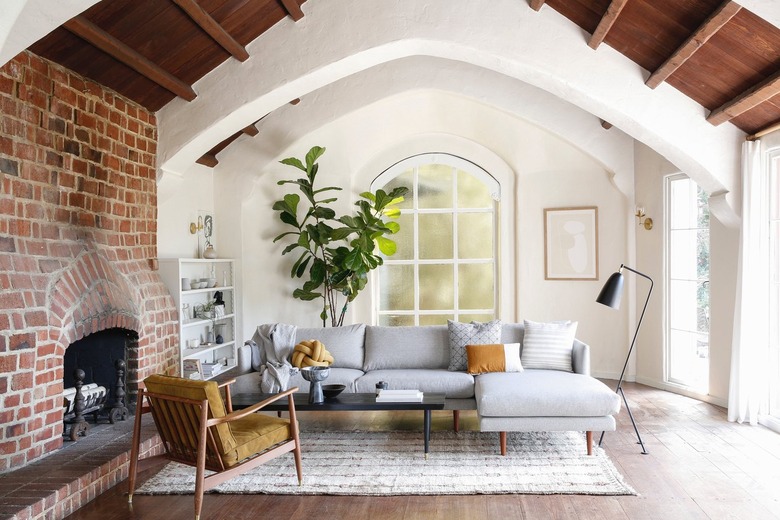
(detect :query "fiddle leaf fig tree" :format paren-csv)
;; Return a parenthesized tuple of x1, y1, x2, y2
(272, 146, 408, 327)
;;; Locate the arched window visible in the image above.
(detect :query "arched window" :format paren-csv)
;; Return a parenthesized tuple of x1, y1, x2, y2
(371, 153, 499, 326)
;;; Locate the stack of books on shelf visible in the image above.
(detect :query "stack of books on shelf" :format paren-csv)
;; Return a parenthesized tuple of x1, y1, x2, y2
(183, 359, 203, 380)
(201, 362, 223, 378)
(376, 389, 424, 402)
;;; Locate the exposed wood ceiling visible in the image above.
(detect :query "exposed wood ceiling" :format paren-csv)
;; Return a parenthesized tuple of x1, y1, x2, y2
(25, 0, 780, 167)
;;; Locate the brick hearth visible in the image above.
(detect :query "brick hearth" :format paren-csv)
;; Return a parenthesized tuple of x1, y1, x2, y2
(0, 49, 179, 481)
(0, 417, 161, 520)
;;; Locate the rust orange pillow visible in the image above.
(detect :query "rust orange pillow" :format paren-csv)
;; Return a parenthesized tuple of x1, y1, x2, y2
(466, 343, 523, 374)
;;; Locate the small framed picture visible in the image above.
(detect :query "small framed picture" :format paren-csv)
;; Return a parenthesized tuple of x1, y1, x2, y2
(544, 207, 598, 280)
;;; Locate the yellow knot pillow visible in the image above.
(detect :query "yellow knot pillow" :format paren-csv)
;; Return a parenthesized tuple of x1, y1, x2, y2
(291, 340, 334, 368)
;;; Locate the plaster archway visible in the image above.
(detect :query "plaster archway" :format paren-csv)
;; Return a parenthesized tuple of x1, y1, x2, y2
(158, 0, 743, 223)
(215, 57, 636, 200)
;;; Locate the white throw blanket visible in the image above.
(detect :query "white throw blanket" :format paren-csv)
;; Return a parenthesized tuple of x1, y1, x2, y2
(248, 323, 299, 393)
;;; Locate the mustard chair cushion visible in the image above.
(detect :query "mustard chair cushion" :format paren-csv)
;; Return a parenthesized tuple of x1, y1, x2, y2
(225, 414, 292, 467)
(144, 374, 237, 456)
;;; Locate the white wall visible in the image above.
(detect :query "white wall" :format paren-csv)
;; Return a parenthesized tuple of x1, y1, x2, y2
(633, 142, 738, 406)
(157, 165, 215, 260)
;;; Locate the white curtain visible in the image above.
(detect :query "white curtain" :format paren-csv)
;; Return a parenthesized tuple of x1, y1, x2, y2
(728, 140, 771, 424)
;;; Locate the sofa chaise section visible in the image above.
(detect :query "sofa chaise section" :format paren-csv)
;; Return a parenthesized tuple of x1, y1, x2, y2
(475, 370, 621, 455)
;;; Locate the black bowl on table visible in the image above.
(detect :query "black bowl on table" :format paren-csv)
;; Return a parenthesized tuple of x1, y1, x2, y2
(322, 384, 346, 399)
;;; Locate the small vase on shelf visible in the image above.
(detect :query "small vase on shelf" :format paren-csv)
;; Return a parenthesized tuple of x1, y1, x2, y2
(214, 323, 225, 344)
(203, 245, 217, 259)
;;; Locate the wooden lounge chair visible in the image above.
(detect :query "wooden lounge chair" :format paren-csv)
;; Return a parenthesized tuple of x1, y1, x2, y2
(128, 374, 302, 520)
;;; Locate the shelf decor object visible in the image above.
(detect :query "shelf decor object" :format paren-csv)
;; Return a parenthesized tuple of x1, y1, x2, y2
(595, 263, 652, 454)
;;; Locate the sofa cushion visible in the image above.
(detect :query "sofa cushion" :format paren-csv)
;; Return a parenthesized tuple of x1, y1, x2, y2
(295, 324, 366, 370)
(466, 343, 523, 374)
(363, 325, 449, 371)
(448, 319, 502, 371)
(356, 369, 475, 399)
(500, 322, 526, 346)
(520, 320, 577, 372)
(475, 370, 620, 417)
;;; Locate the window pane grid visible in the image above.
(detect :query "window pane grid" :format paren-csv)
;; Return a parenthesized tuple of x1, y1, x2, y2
(373, 155, 497, 325)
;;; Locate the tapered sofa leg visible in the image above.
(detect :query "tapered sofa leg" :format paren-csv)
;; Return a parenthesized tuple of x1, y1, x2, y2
(500, 431, 507, 456)
(586, 431, 593, 455)
(453, 410, 460, 432)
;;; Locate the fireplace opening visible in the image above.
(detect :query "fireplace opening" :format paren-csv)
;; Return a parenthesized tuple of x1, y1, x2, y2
(63, 328, 138, 440)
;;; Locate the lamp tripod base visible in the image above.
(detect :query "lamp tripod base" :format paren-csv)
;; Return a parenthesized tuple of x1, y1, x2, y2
(598, 386, 648, 455)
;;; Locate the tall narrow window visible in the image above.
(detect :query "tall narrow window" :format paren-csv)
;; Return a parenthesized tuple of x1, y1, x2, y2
(665, 174, 710, 392)
(372, 154, 498, 326)
(769, 153, 780, 418)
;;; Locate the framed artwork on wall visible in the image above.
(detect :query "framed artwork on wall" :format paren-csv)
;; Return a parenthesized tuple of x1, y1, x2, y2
(544, 206, 598, 280)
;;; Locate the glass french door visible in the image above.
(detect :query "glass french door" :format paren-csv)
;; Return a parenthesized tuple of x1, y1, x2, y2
(665, 174, 710, 392)
(769, 154, 780, 418)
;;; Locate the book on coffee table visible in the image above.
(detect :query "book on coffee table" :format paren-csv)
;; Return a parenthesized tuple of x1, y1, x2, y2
(376, 389, 424, 402)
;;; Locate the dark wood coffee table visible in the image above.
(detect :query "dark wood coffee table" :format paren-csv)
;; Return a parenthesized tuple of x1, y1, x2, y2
(230, 392, 446, 457)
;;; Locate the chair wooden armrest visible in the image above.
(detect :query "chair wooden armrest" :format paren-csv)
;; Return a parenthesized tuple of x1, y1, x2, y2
(211, 387, 300, 425)
(218, 378, 236, 412)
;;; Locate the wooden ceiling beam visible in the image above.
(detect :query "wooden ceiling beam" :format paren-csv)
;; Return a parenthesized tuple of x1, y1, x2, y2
(197, 118, 266, 167)
(63, 16, 196, 101)
(196, 154, 219, 167)
(529, 0, 546, 11)
(172, 0, 249, 61)
(242, 124, 259, 136)
(708, 70, 780, 126)
(279, 0, 304, 21)
(588, 0, 628, 50)
(646, 1, 741, 89)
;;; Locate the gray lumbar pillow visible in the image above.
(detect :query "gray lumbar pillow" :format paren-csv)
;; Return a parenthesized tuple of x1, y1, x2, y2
(447, 319, 502, 371)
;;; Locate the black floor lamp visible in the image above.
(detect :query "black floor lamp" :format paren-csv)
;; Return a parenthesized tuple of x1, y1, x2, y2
(596, 264, 652, 455)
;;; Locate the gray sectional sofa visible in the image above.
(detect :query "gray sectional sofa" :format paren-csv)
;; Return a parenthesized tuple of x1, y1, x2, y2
(232, 322, 621, 455)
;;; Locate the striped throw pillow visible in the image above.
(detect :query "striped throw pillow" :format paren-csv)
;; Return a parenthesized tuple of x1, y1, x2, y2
(520, 320, 578, 372)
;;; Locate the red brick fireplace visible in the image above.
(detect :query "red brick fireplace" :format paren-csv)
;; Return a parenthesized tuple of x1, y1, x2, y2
(0, 51, 178, 473)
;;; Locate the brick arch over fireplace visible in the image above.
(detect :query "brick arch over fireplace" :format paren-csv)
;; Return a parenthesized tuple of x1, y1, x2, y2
(48, 250, 142, 349)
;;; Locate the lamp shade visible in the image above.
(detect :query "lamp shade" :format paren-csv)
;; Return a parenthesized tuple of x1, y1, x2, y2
(596, 271, 624, 309)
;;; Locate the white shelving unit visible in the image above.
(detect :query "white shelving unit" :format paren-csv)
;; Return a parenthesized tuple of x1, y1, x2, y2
(158, 258, 237, 380)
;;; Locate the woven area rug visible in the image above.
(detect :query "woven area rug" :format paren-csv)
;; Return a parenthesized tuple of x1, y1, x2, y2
(136, 430, 635, 496)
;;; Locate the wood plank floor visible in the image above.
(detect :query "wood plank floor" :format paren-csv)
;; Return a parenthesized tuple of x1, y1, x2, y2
(65, 382, 780, 520)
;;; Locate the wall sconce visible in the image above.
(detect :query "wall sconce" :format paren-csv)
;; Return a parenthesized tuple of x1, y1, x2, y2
(635, 207, 653, 230)
(189, 216, 203, 234)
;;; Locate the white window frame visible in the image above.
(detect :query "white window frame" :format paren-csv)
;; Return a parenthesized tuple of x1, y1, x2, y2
(663, 173, 710, 392)
(767, 149, 780, 422)
(370, 153, 500, 326)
